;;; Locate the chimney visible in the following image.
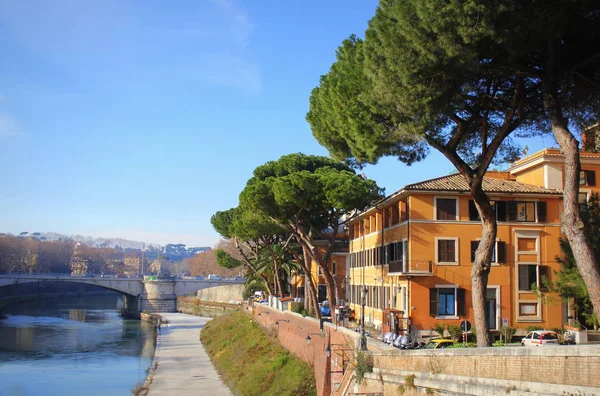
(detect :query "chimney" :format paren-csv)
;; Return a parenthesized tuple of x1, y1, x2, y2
(582, 124, 600, 152)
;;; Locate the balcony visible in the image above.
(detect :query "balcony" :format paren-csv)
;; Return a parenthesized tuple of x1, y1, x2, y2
(388, 260, 433, 276)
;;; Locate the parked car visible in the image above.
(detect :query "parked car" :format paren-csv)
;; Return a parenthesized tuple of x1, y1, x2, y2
(207, 274, 221, 280)
(521, 330, 559, 346)
(195, 275, 204, 280)
(83, 273, 95, 278)
(422, 338, 455, 349)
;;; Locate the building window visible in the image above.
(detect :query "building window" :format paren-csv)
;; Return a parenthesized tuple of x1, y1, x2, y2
(519, 302, 538, 316)
(518, 264, 548, 291)
(495, 201, 538, 222)
(436, 237, 458, 265)
(470, 240, 506, 264)
(436, 198, 458, 220)
(580, 170, 596, 186)
(429, 287, 465, 317)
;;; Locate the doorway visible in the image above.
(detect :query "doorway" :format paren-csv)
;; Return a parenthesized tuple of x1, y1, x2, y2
(485, 287, 499, 330)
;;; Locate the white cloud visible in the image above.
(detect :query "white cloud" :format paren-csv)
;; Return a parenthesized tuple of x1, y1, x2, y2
(0, 112, 23, 138)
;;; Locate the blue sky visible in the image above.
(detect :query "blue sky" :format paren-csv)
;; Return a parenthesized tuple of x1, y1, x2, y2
(0, 0, 558, 247)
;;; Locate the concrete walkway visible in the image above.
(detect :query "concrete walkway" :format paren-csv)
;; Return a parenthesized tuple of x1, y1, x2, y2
(147, 313, 232, 396)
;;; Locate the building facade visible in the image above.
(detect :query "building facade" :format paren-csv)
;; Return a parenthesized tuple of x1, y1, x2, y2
(345, 146, 600, 337)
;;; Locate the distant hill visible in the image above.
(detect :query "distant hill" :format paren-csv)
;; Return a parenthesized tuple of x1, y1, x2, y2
(4, 231, 211, 254)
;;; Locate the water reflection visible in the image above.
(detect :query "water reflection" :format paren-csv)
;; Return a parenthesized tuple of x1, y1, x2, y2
(0, 296, 155, 395)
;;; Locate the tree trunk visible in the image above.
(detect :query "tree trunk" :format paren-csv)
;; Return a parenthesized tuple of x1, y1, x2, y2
(234, 239, 273, 296)
(273, 256, 283, 296)
(547, 118, 600, 322)
(470, 187, 495, 347)
(543, 36, 600, 323)
(302, 245, 319, 316)
(293, 226, 339, 307)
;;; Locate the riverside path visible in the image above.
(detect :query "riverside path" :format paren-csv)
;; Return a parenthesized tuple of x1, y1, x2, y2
(147, 313, 231, 396)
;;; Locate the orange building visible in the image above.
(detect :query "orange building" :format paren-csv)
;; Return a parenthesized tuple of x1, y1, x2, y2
(346, 146, 600, 338)
(290, 234, 349, 305)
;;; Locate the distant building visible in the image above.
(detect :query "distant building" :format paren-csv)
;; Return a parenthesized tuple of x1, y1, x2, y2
(70, 243, 88, 276)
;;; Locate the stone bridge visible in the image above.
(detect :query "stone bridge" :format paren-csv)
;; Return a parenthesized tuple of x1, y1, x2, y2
(0, 274, 244, 313)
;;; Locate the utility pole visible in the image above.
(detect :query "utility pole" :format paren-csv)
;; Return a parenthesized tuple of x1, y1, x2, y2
(360, 286, 368, 350)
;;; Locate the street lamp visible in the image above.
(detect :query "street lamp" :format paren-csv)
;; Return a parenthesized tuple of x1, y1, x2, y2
(359, 286, 368, 350)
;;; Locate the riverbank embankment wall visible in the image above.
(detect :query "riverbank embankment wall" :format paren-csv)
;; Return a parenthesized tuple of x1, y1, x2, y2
(195, 284, 243, 304)
(251, 304, 600, 396)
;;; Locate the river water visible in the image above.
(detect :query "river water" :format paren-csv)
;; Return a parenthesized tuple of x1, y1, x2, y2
(0, 295, 155, 396)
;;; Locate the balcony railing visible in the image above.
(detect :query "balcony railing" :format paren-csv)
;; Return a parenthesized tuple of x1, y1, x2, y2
(388, 260, 433, 276)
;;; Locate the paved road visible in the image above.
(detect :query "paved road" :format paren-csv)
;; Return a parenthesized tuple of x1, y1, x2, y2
(147, 313, 232, 396)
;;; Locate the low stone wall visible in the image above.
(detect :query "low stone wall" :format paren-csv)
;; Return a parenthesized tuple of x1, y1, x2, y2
(196, 284, 243, 304)
(252, 305, 600, 396)
(368, 345, 600, 389)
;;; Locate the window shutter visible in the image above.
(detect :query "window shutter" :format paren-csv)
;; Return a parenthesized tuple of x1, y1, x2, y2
(457, 288, 466, 317)
(398, 242, 404, 264)
(537, 202, 547, 222)
(470, 241, 479, 262)
(468, 200, 479, 221)
(507, 201, 518, 221)
(518, 265, 529, 291)
(497, 241, 507, 263)
(429, 288, 438, 317)
(496, 201, 507, 221)
(588, 171, 596, 186)
(539, 265, 549, 291)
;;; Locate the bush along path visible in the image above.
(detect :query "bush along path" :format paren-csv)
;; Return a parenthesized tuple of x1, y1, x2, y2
(200, 311, 316, 396)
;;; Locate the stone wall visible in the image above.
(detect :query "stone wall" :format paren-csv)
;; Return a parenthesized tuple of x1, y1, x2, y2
(370, 346, 600, 388)
(196, 284, 243, 304)
(252, 304, 600, 396)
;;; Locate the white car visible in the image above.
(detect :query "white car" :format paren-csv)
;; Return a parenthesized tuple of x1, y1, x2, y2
(521, 330, 559, 346)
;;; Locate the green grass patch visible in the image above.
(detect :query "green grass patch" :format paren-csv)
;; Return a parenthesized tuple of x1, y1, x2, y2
(200, 312, 316, 396)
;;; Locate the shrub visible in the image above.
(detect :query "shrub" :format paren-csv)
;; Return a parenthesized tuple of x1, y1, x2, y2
(290, 302, 304, 314)
(353, 350, 373, 385)
(447, 325, 463, 342)
(431, 323, 446, 338)
(492, 340, 504, 347)
(469, 328, 477, 343)
(404, 374, 416, 390)
(500, 325, 517, 343)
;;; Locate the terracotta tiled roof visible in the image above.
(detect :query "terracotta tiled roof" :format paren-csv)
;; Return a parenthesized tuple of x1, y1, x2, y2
(404, 173, 562, 194)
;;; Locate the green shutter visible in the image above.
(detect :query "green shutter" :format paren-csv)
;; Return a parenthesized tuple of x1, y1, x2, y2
(497, 241, 507, 264)
(507, 201, 518, 221)
(496, 201, 507, 221)
(537, 202, 547, 222)
(518, 265, 529, 291)
(471, 241, 479, 262)
(468, 200, 480, 221)
(430, 288, 438, 317)
(457, 288, 466, 317)
(539, 265, 549, 291)
(588, 171, 596, 186)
